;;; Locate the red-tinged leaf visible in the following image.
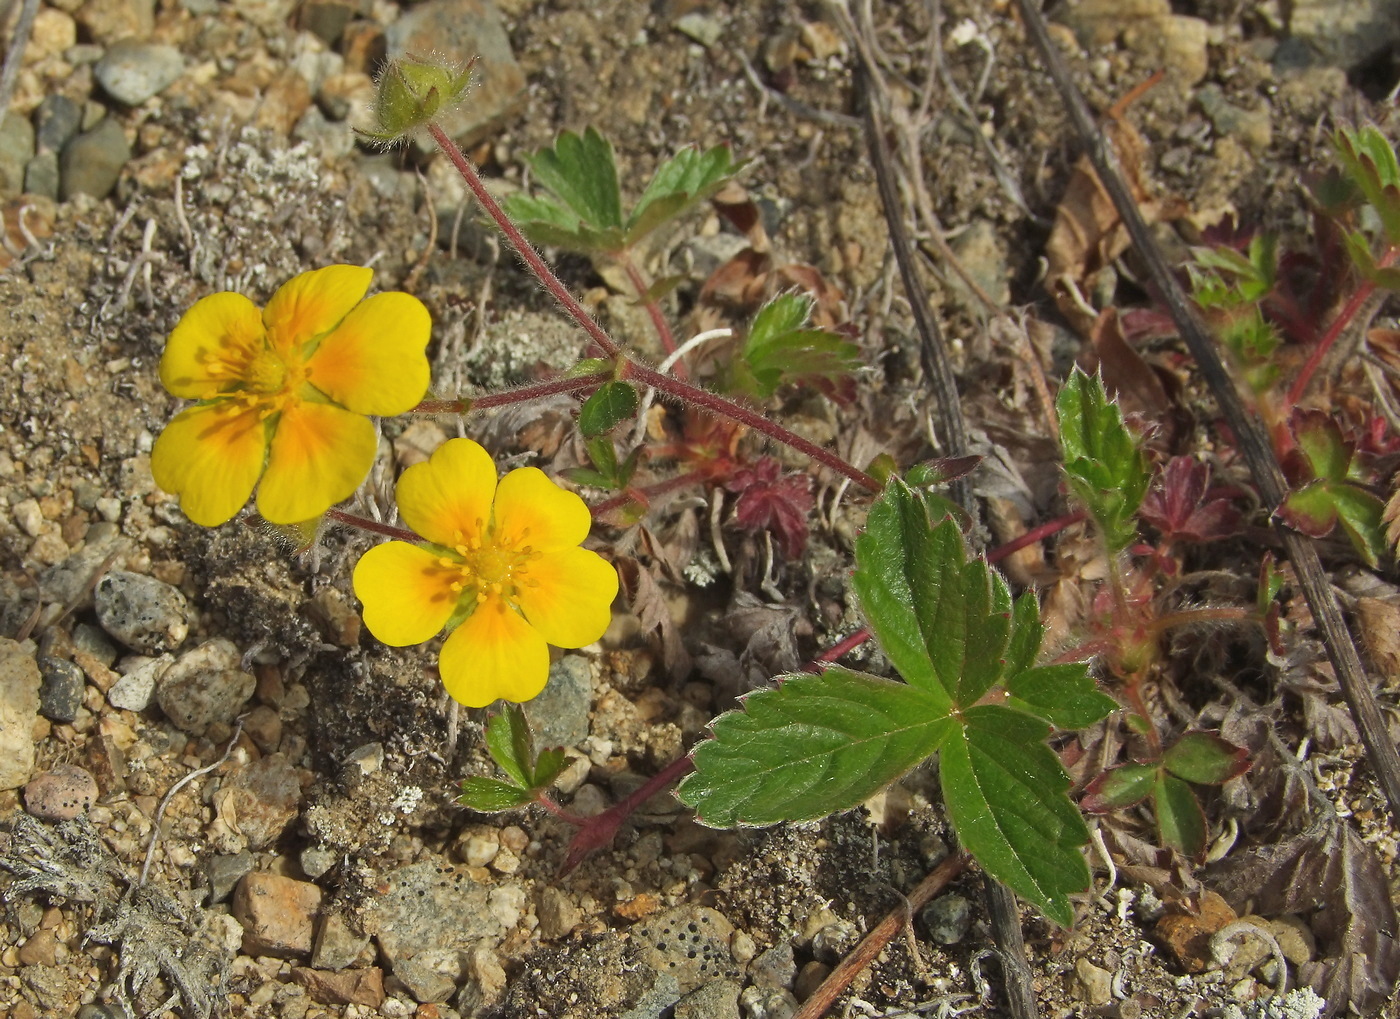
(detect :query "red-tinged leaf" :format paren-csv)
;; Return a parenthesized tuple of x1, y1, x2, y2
(1278, 481, 1339, 537)
(1081, 762, 1157, 812)
(726, 457, 814, 559)
(1161, 731, 1251, 785)
(1290, 407, 1356, 482)
(1139, 456, 1243, 542)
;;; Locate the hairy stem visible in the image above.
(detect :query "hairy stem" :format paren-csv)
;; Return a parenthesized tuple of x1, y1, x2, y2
(591, 469, 711, 519)
(326, 510, 419, 543)
(1287, 246, 1395, 407)
(620, 254, 684, 373)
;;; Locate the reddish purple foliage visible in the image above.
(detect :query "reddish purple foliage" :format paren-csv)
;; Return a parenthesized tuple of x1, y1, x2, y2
(725, 457, 814, 559)
(1139, 456, 1242, 542)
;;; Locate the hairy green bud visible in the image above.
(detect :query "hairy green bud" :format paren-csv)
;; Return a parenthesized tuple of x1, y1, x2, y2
(360, 54, 475, 145)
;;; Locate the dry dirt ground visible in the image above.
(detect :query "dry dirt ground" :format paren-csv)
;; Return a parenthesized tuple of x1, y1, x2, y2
(3, 0, 1400, 1017)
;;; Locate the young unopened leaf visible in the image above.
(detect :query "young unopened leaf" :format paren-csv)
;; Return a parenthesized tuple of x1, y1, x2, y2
(1057, 369, 1149, 553)
(578, 380, 638, 437)
(458, 777, 535, 811)
(627, 144, 744, 245)
(678, 668, 956, 826)
(1162, 731, 1250, 785)
(732, 294, 862, 400)
(940, 705, 1092, 927)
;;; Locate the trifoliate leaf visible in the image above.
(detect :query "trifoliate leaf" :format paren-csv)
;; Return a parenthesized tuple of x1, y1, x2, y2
(678, 667, 956, 827)
(531, 746, 568, 789)
(940, 705, 1091, 927)
(501, 127, 626, 253)
(1057, 368, 1149, 554)
(484, 705, 531, 788)
(627, 144, 744, 245)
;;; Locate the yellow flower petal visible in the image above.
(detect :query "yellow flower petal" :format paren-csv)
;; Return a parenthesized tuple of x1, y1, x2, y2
(438, 596, 550, 707)
(256, 400, 377, 523)
(306, 292, 432, 416)
(261, 265, 373, 359)
(515, 546, 617, 648)
(159, 292, 266, 399)
(492, 467, 592, 551)
(396, 438, 497, 548)
(353, 541, 459, 645)
(151, 400, 268, 527)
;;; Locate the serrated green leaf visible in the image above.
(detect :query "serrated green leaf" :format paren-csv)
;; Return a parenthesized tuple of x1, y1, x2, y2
(1080, 762, 1157, 812)
(529, 127, 623, 231)
(1057, 369, 1150, 553)
(678, 667, 956, 827)
(1154, 772, 1207, 857)
(940, 705, 1091, 927)
(564, 467, 616, 489)
(484, 707, 531, 788)
(531, 746, 568, 789)
(735, 294, 862, 399)
(1328, 482, 1388, 568)
(1004, 592, 1043, 678)
(1293, 409, 1353, 480)
(1278, 481, 1338, 536)
(1335, 126, 1400, 246)
(627, 144, 743, 244)
(1162, 732, 1250, 785)
(585, 435, 618, 476)
(458, 777, 535, 811)
(578, 381, 639, 437)
(1006, 664, 1117, 731)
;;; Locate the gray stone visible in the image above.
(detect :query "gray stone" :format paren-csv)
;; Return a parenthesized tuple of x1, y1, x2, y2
(96, 570, 187, 654)
(37, 532, 128, 618)
(207, 850, 254, 904)
(312, 911, 371, 970)
(24, 152, 59, 200)
(0, 640, 40, 791)
(95, 41, 184, 105)
(1287, 0, 1400, 72)
(536, 885, 581, 940)
(921, 893, 972, 945)
(619, 972, 681, 1019)
(23, 764, 98, 820)
(107, 653, 171, 711)
(368, 856, 504, 1001)
(632, 906, 739, 995)
(34, 96, 81, 154)
(37, 656, 84, 722)
(739, 986, 799, 1019)
(385, 0, 526, 152)
(59, 118, 131, 200)
(0, 112, 35, 196)
(73, 623, 118, 666)
(156, 639, 254, 734)
(300, 845, 338, 878)
(675, 980, 742, 1019)
(523, 654, 592, 749)
(1197, 84, 1273, 154)
(674, 11, 723, 48)
(749, 942, 795, 990)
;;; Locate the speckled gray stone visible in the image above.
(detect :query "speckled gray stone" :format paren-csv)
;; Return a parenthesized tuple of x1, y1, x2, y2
(749, 942, 795, 990)
(95, 41, 184, 104)
(921, 893, 972, 945)
(312, 911, 370, 970)
(59, 118, 131, 200)
(523, 654, 592, 749)
(618, 972, 680, 1019)
(95, 570, 188, 654)
(107, 653, 171, 712)
(23, 763, 98, 821)
(632, 906, 739, 995)
(37, 656, 84, 723)
(675, 980, 742, 1019)
(156, 639, 253, 734)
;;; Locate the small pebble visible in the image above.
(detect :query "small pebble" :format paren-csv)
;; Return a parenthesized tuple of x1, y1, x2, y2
(59, 118, 131, 201)
(23, 763, 98, 821)
(300, 845, 338, 879)
(107, 654, 171, 712)
(921, 893, 972, 945)
(95, 570, 189, 654)
(37, 656, 85, 723)
(95, 41, 185, 105)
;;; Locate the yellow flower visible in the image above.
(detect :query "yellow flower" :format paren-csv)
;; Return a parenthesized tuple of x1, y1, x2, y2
(352, 438, 618, 707)
(151, 265, 432, 526)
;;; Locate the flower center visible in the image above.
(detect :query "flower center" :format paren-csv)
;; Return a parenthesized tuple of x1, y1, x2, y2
(244, 348, 289, 394)
(441, 529, 543, 606)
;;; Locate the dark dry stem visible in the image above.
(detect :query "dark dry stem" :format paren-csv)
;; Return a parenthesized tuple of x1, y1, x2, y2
(790, 853, 970, 1019)
(430, 121, 880, 495)
(326, 509, 419, 543)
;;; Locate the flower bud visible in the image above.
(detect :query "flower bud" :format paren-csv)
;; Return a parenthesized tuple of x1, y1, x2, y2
(361, 54, 476, 145)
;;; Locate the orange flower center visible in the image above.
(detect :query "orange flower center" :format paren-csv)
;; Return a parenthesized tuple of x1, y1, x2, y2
(440, 528, 544, 607)
(216, 340, 311, 419)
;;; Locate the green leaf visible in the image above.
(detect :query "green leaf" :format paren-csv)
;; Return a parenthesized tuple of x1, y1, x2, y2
(1335, 126, 1400, 246)
(1080, 762, 1157, 812)
(940, 705, 1091, 927)
(1057, 368, 1150, 554)
(1278, 481, 1339, 537)
(1162, 732, 1250, 785)
(1327, 482, 1388, 568)
(578, 381, 639, 437)
(1006, 664, 1117, 731)
(484, 706, 531, 788)
(677, 667, 956, 827)
(733, 294, 862, 399)
(531, 746, 568, 789)
(627, 144, 744, 245)
(458, 776, 536, 812)
(1154, 772, 1207, 857)
(529, 127, 623, 231)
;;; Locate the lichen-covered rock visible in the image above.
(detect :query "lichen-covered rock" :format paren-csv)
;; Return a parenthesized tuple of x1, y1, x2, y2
(95, 570, 189, 654)
(23, 763, 98, 821)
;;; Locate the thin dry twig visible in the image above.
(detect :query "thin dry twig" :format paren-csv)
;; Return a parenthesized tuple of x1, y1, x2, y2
(1012, 0, 1400, 827)
(0, 0, 38, 117)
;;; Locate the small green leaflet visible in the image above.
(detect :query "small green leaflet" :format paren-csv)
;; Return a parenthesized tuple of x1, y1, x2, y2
(578, 380, 639, 437)
(458, 704, 567, 812)
(1277, 408, 1387, 566)
(1057, 369, 1149, 554)
(730, 294, 862, 400)
(680, 476, 1115, 926)
(501, 127, 744, 254)
(1334, 125, 1400, 247)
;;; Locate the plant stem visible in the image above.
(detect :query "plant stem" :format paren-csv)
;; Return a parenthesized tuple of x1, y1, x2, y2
(806, 628, 871, 671)
(591, 469, 711, 519)
(620, 253, 685, 374)
(1287, 246, 1395, 407)
(986, 510, 1087, 565)
(410, 372, 614, 415)
(556, 754, 697, 874)
(1147, 605, 1256, 638)
(431, 122, 880, 495)
(326, 510, 419, 543)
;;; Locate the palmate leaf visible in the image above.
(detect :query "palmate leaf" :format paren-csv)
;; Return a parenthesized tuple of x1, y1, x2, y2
(731, 294, 862, 400)
(678, 668, 956, 827)
(627, 144, 743, 245)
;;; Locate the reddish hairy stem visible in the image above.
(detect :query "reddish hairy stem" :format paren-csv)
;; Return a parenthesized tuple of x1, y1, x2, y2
(1147, 605, 1255, 638)
(555, 754, 697, 874)
(621, 255, 684, 374)
(411, 372, 613, 415)
(986, 510, 1087, 565)
(326, 510, 419, 543)
(591, 469, 711, 519)
(806, 628, 871, 671)
(1287, 246, 1395, 406)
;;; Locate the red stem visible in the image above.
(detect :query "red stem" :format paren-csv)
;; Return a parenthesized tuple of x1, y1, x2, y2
(591, 469, 711, 519)
(986, 509, 1087, 564)
(621, 256, 684, 375)
(326, 509, 419, 542)
(805, 628, 871, 671)
(1287, 246, 1395, 406)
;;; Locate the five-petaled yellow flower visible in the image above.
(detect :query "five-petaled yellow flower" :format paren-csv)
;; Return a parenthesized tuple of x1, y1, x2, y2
(353, 438, 618, 707)
(152, 265, 432, 526)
